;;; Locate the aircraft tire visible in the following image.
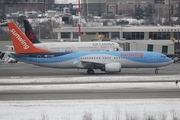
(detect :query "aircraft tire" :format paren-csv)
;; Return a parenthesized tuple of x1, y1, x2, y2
(87, 68, 94, 74)
(155, 69, 158, 74)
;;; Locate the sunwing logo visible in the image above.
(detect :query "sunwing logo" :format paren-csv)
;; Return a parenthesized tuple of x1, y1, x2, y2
(121, 53, 144, 58)
(10, 29, 30, 50)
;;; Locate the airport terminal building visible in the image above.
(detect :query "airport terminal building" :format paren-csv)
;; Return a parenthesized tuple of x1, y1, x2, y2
(53, 25, 180, 41)
(53, 25, 180, 55)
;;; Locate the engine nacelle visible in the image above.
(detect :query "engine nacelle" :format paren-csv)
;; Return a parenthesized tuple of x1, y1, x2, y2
(104, 62, 121, 72)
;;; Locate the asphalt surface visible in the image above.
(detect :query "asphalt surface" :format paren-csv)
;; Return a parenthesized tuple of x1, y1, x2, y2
(0, 88, 179, 100)
(0, 62, 179, 77)
(0, 62, 180, 100)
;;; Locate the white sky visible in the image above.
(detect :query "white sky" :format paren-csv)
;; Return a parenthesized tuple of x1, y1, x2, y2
(0, 75, 180, 119)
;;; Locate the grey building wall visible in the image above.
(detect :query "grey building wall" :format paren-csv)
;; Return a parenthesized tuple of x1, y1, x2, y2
(0, 0, 52, 13)
(82, 3, 105, 16)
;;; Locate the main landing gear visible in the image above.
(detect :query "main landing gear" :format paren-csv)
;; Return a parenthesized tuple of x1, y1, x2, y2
(87, 68, 94, 74)
(155, 68, 159, 74)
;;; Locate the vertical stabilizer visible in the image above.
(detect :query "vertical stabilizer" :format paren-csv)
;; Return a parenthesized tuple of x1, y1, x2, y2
(23, 20, 41, 44)
(8, 22, 49, 54)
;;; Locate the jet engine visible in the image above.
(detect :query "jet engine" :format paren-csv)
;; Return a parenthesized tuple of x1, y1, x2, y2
(102, 62, 121, 72)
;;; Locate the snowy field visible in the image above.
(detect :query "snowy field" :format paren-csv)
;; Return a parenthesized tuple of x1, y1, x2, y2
(0, 75, 180, 120)
(0, 99, 180, 120)
(0, 75, 180, 90)
(0, 75, 180, 83)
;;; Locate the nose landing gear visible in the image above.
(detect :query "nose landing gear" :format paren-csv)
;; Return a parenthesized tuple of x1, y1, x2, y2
(155, 68, 159, 74)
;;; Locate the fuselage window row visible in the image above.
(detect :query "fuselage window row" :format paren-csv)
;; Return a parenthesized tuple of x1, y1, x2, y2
(40, 56, 149, 60)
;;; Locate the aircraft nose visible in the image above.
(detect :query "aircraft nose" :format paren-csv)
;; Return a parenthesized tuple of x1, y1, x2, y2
(168, 57, 174, 64)
(171, 59, 174, 63)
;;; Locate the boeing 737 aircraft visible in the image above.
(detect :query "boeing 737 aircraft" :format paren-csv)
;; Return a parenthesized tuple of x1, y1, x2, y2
(8, 22, 173, 74)
(23, 19, 123, 52)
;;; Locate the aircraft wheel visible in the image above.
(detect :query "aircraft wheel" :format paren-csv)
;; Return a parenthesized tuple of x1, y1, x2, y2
(155, 69, 159, 74)
(87, 68, 94, 74)
(87, 69, 90, 74)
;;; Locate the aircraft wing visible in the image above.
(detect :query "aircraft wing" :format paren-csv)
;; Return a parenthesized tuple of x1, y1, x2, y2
(74, 59, 105, 68)
(81, 60, 105, 65)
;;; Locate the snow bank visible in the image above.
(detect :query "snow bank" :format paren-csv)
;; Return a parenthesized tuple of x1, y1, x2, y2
(0, 99, 180, 120)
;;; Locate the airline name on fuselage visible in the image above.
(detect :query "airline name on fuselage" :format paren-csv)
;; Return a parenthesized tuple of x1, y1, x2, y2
(10, 29, 30, 50)
(92, 43, 115, 46)
(121, 53, 144, 58)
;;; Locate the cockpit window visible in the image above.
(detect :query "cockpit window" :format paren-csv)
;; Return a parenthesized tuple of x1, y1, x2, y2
(161, 56, 166, 58)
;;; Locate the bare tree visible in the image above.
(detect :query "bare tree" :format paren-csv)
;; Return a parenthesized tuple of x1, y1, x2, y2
(82, 112, 93, 120)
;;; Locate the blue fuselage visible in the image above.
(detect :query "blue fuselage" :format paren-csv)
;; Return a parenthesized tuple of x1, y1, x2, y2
(10, 51, 173, 69)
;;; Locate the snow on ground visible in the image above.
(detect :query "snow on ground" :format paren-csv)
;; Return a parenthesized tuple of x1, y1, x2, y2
(0, 75, 180, 83)
(0, 75, 180, 120)
(0, 75, 180, 91)
(0, 82, 179, 91)
(0, 99, 180, 120)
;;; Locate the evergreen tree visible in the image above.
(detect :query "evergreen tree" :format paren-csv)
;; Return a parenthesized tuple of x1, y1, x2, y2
(16, 15, 26, 24)
(134, 4, 155, 20)
(134, 4, 144, 20)
(144, 4, 154, 17)
(0, 12, 6, 23)
(175, 3, 180, 24)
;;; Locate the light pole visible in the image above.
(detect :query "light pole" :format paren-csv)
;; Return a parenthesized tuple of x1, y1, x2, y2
(39, 20, 40, 40)
(169, 0, 171, 24)
(87, 0, 88, 16)
(78, 0, 81, 42)
(28, 0, 30, 11)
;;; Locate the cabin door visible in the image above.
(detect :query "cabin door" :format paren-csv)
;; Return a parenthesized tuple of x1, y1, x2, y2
(100, 56, 106, 64)
(153, 54, 157, 62)
(37, 55, 41, 63)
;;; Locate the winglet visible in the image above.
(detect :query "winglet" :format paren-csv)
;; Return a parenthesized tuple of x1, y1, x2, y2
(8, 22, 49, 54)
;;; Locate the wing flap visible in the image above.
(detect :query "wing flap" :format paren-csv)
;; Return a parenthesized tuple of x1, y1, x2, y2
(75, 60, 105, 68)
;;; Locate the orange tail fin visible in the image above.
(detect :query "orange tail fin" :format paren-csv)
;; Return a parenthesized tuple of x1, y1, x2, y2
(8, 22, 49, 54)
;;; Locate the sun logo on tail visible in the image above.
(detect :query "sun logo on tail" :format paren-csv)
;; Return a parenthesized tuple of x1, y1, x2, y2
(27, 30, 35, 42)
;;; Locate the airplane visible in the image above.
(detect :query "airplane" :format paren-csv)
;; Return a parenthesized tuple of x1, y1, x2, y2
(23, 19, 123, 52)
(7, 22, 173, 74)
(0, 51, 18, 63)
(5, 20, 123, 52)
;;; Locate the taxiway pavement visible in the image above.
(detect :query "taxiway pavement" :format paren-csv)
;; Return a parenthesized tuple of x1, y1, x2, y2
(0, 62, 180, 100)
(0, 62, 179, 77)
(0, 88, 179, 100)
